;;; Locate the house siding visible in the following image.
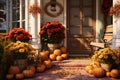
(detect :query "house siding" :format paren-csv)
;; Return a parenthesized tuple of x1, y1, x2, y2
(112, 0, 120, 48)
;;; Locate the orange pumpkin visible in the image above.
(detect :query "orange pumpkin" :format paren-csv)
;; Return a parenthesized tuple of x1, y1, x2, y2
(110, 69, 119, 78)
(15, 73, 24, 80)
(53, 49, 61, 56)
(29, 65, 36, 73)
(6, 74, 14, 80)
(23, 69, 34, 78)
(61, 53, 68, 59)
(8, 65, 20, 75)
(60, 47, 67, 53)
(88, 69, 94, 75)
(85, 65, 93, 73)
(49, 54, 56, 61)
(106, 71, 111, 77)
(44, 60, 52, 68)
(39, 51, 49, 61)
(56, 56, 63, 61)
(37, 64, 46, 72)
(93, 67, 105, 78)
(44, 50, 50, 56)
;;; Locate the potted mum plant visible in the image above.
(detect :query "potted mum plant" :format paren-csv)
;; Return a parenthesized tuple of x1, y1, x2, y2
(39, 21, 65, 51)
(91, 48, 119, 71)
(7, 28, 32, 42)
(4, 41, 36, 71)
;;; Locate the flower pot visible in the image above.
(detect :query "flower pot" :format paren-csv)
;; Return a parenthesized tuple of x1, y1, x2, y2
(101, 63, 112, 71)
(47, 43, 59, 52)
(14, 59, 27, 71)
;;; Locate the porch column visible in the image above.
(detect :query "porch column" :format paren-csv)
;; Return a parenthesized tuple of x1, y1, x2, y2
(111, 0, 120, 48)
(29, 0, 41, 51)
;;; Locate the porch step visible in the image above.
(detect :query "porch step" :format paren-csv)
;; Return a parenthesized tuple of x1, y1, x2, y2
(52, 59, 90, 67)
(69, 53, 91, 57)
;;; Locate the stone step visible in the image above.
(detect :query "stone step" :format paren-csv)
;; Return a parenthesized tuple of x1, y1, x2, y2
(52, 59, 90, 67)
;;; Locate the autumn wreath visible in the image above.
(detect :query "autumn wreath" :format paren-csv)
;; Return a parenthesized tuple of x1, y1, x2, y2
(44, 2, 63, 17)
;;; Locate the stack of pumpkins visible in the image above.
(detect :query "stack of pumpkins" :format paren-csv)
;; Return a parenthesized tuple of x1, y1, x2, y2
(49, 46, 69, 61)
(39, 46, 69, 62)
(6, 59, 52, 80)
(6, 65, 36, 80)
(37, 46, 69, 72)
(5, 46, 69, 80)
(85, 61, 120, 78)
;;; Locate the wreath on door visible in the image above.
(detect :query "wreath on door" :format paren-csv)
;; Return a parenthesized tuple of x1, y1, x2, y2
(44, 2, 63, 17)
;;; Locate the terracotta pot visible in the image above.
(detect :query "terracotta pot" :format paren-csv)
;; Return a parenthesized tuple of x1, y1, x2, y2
(14, 59, 27, 71)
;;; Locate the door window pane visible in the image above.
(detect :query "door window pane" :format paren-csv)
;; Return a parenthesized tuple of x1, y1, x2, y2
(12, 0, 25, 28)
(83, 0, 92, 6)
(83, 17, 93, 26)
(22, 0, 25, 19)
(83, 8, 92, 16)
(83, 28, 93, 35)
(70, 8, 80, 26)
(70, 27, 81, 35)
(70, 0, 80, 7)
(12, 9, 20, 21)
(12, 22, 19, 28)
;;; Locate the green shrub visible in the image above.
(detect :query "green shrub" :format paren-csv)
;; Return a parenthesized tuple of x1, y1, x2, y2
(0, 40, 12, 79)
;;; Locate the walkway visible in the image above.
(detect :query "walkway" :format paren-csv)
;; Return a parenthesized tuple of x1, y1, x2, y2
(24, 59, 119, 80)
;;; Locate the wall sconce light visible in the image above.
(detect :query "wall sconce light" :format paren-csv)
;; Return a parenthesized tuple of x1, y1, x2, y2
(50, 0, 56, 11)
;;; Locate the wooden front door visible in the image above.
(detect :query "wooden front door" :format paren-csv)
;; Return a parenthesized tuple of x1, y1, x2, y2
(67, 0, 96, 55)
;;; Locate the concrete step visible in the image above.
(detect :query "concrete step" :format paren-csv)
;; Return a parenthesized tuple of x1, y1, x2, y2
(52, 59, 90, 67)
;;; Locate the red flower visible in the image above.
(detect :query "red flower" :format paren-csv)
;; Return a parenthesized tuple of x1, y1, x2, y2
(7, 28, 32, 42)
(39, 21, 65, 43)
(109, 2, 120, 17)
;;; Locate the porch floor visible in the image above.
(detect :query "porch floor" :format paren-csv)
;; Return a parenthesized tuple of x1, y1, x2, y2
(24, 57, 119, 80)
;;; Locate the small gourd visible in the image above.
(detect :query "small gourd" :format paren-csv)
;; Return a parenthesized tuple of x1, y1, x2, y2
(39, 51, 48, 61)
(60, 47, 67, 53)
(106, 71, 111, 77)
(93, 67, 105, 78)
(88, 69, 94, 75)
(44, 60, 52, 68)
(37, 64, 46, 72)
(49, 54, 56, 61)
(110, 69, 119, 78)
(29, 65, 36, 73)
(56, 56, 63, 61)
(15, 73, 24, 80)
(61, 53, 68, 59)
(6, 74, 14, 80)
(54, 49, 61, 56)
(85, 65, 93, 73)
(8, 65, 20, 75)
(23, 69, 34, 78)
(44, 50, 50, 56)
